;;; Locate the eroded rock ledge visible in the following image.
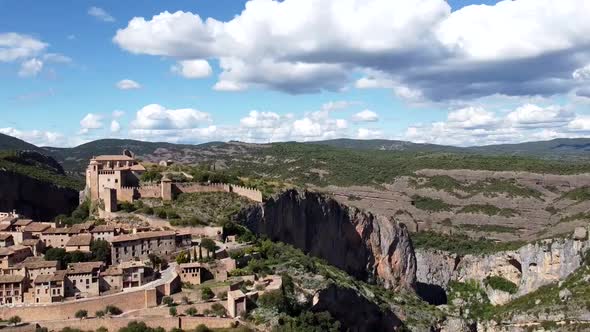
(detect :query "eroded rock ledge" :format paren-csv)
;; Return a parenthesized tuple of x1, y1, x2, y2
(240, 189, 416, 291)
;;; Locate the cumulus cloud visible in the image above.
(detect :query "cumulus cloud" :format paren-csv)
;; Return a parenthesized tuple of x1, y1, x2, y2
(113, 0, 590, 100)
(506, 104, 574, 128)
(79, 113, 104, 134)
(112, 110, 125, 118)
(116, 79, 142, 90)
(132, 104, 211, 130)
(573, 64, 590, 81)
(0, 33, 47, 62)
(110, 120, 121, 133)
(357, 128, 383, 139)
(401, 103, 589, 146)
(171, 59, 212, 78)
(352, 110, 379, 122)
(88, 7, 115, 22)
(0, 127, 67, 147)
(18, 58, 43, 77)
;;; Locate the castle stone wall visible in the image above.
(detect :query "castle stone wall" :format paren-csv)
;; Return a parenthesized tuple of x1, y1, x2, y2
(230, 185, 263, 202)
(0, 288, 157, 322)
(35, 316, 233, 331)
(137, 184, 161, 198)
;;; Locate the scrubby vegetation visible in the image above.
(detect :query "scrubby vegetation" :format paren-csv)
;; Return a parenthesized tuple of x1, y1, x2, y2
(561, 187, 590, 202)
(459, 204, 517, 217)
(412, 195, 454, 212)
(0, 151, 82, 190)
(140, 192, 253, 226)
(230, 143, 590, 187)
(458, 224, 520, 234)
(484, 276, 518, 294)
(228, 238, 441, 331)
(558, 212, 590, 224)
(413, 175, 542, 199)
(412, 231, 524, 255)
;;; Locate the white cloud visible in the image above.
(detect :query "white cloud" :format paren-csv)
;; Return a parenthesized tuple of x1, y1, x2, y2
(401, 103, 590, 146)
(110, 120, 121, 133)
(116, 79, 142, 90)
(568, 116, 590, 132)
(213, 80, 246, 92)
(79, 113, 104, 134)
(112, 110, 125, 118)
(573, 64, 590, 81)
(352, 110, 379, 122)
(0, 127, 66, 147)
(171, 59, 212, 78)
(357, 128, 383, 139)
(42, 53, 72, 63)
(0, 33, 47, 62)
(506, 104, 574, 128)
(113, 0, 590, 100)
(18, 58, 43, 77)
(446, 107, 499, 129)
(132, 104, 211, 130)
(88, 7, 115, 22)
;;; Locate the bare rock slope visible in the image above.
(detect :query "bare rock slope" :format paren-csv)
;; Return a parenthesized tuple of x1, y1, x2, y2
(240, 189, 417, 291)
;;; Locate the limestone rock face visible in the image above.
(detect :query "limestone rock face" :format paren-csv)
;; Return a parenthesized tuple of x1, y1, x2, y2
(240, 189, 417, 290)
(0, 170, 79, 220)
(312, 284, 402, 332)
(416, 228, 590, 303)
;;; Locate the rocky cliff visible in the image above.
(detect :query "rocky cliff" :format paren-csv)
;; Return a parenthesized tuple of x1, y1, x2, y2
(416, 226, 590, 305)
(240, 189, 417, 291)
(0, 170, 80, 221)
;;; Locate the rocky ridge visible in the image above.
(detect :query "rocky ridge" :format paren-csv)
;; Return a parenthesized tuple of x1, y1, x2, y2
(240, 189, 417, 291)
(416, 226, 590, 305)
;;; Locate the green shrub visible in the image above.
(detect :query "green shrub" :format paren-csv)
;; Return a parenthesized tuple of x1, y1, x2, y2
(411, 195, 453, 212)
(200, 287, 214, 300)
(484, 276, 518, 294)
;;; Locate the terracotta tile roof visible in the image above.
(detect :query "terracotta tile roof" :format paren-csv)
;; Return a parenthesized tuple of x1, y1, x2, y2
(0, 275, 25, 284)
(90, 225, 117, 233)
(94, 155, 134, 161)
(66, 261, 103, 275)
(66, 234, 92, 247)
(110, 231, 176, 243)
(0, 224, 12, 232)
(42, 227, 74, 235)
(0, 245, 31, 257)
(13, 219, 33, 226)
(0, 234, 13, 241)
(22, 257, 58, 269)
(23, 223, 51, 233)
(34, 270, 66, 283)
(101, 266, 122, 276)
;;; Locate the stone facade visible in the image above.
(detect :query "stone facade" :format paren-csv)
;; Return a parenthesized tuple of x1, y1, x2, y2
(110, 231, 179, 265)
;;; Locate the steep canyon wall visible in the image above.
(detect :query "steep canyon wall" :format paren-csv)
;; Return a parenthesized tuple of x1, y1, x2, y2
(240, 189, 417, 291)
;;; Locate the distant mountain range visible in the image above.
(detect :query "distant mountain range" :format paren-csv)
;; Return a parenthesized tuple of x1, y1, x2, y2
(1, 133, 590, 178)
(312, 138, 590, 157)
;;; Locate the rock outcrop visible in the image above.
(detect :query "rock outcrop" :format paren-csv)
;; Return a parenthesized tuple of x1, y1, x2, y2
(240, 189, 416, 290)
(0, 170, 79, 221)
(415, 227, 590, 305)
(312, 284, 403, 332)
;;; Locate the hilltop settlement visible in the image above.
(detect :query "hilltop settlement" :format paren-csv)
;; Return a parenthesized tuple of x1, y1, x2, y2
(0, 153, 274, 331)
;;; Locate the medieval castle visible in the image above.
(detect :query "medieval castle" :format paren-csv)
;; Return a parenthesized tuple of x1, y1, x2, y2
(84, 151, 263, 208)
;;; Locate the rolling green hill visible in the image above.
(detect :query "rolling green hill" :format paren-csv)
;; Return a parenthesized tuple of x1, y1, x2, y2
(0, 133, 44, 152)
(2, 134, 590, 187)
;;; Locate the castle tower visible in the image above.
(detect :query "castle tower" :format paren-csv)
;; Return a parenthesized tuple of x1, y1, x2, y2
(103, 188, 118, 213)
(86, 159, 100, 201)
(161, 177, 173, 201)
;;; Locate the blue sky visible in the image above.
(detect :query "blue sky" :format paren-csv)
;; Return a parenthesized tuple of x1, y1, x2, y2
(1, 0, 589, 147)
